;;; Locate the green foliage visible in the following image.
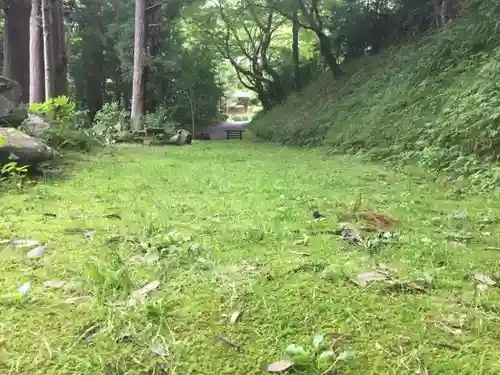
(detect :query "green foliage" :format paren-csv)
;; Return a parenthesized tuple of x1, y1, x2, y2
(68, 0, 224, 125)
(0, 162, 29, 190)
(28, 96, 77, 122)
(28, 96, 102, 151)
(250, 0, 500, 190)
(280, 333, 355, 373)
(142, 109, 179, 134)
(91, 102, 129, 139)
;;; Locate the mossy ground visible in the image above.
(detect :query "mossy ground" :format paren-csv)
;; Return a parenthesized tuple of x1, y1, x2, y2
(1, 142, 500, 375)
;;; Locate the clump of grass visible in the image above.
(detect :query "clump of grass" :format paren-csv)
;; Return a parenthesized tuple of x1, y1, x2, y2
(1, 142, 500, 374)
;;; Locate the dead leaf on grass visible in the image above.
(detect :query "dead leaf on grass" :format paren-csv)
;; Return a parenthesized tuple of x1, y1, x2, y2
(27, 245, 45, 259)
(151, 342, 169, 357)
(289, 251, 310, 256)
(10, 239, 39, 248)
(473, 274, 496, 286)
(435, 322, 462, 336)
(229, 310, 242, 325)
(265, 359, 294, 373)
(44, 280, 66, 288)
(128, 280, 160, 306)
(358, 211, 398, 231)
(65, 296, 91, 304)
(351, 270, 389, 287)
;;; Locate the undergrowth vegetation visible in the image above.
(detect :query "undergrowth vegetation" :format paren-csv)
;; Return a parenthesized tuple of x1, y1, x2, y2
(251, 0, 500, 190)
(28, 96, 103, 152)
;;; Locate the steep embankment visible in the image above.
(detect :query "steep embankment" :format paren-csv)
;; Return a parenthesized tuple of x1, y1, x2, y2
(251, 0, 500, 188)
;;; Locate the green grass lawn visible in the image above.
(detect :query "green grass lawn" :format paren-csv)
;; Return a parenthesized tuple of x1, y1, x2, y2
(1, 141, 500, 375)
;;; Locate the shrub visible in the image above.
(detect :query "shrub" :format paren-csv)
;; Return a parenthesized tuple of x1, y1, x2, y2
(28, 96, 102, 151)
(91, 102, 129, 142)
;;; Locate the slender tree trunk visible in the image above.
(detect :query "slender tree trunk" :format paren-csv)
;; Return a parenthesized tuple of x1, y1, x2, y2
(83, 0, 104, 120)
(52, 2, 67, 96)
(317, 32, 342, 76)
(3, 0, 30, 102)
(29, 0, 44, 103)
(131, 0, 147, 131)
(291, 6, 301, 91)
(189, 87, 195, 135)
(42, 0, 55, 100)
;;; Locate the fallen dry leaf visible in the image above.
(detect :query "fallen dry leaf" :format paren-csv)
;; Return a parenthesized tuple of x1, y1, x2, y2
(151, 342, 169, 357)
(351, 270, 388, 287)
(44, 280, 66, 288)
(128, 280, 160, 306)
(65, 296, 91, 304)
(358, 211, 398, 231)
(27, 245, 45, 259)
(289, 251, 310, 256)
(473, 274, 496, 286)
(10, 239, 39, 248)
(229, 311, 242, 325)
(265, 359, 294, 373)
(434, 322, 462, 336)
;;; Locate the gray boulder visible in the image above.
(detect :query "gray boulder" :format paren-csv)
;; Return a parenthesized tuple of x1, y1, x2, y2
(19, 114, 51, 137)
(0, 128, 58, 169)
(0, 76, 28, 127)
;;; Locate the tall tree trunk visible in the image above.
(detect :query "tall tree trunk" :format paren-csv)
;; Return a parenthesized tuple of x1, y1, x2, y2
(83, 0, 104, 120)
(42, 0, 55, 100)
(29, 0, 44, 104)
(52, 2, 67, 96)
(131, 0, 146, 130)
(291, 5, 301, 91)
(144, 0, 159, 114)
(317, 32, 342, 76)
(3, 0, 30, 102)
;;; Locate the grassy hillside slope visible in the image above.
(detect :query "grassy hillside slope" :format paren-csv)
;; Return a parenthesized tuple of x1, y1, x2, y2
(251, 0, 500, 188)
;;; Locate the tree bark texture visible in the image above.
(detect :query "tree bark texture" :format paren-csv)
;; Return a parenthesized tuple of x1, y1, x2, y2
(83, 0, 104, 120)
(29, 0, 44, 103)
(52, 2, 68, 96)
(3, 0, 31, 102)
(291, 6, 301, 91)
(42, 0, 55, 100)
(131, 0, 147, 130)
